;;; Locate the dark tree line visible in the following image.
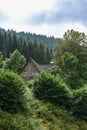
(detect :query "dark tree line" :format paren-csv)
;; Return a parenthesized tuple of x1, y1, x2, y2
(0, 31, 52, 64)
(17, 32, 57, 48)
(0, 27, 57, 48)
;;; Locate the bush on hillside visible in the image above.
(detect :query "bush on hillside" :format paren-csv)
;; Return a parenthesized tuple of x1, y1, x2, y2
(63, 71, 81, 89)
(73, 86, 87, 120)
(4, 49, 26, 74)
(49, 65, 62, 76)
(33, 72, 72, 109)
(0, 69, 27, 113)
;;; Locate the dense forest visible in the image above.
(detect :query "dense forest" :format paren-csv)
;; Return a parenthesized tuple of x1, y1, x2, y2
(0, 28, 52, 64)
(0, 27, 57, 47)
(0, 29, 87, 130)
(17, 32, 57, 48)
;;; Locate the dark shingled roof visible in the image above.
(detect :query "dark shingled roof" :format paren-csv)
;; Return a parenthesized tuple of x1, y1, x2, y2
(20, 57, 43, 73)
(29, 57, 43, 72)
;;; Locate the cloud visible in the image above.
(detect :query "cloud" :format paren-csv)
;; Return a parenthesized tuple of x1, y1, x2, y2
(27, 0, 87, 26)
(58, 0, 87, 24)
(0, 10, 8, 23)
(0, 0, 87, 37)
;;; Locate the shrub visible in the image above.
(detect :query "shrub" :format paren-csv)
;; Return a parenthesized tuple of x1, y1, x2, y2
(28, 79, 35, 89)
(73, 86, 87, 120)
(33, 72, 72, 109)
(63, 71, 81, 89)
(49, 65, 62, 76)
(4, 49, 26, 74)
(0, 69, 27, 113)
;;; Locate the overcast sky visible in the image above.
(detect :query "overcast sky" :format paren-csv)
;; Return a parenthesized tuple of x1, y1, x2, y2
(0, 0, 87, 37)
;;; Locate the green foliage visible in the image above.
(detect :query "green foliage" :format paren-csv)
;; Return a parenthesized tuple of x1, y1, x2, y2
(73, 86, 87, 120)
(54, 30, 87, 88)
(0, 29, 52, 64)
(4, 49, 26, 73)
(0, 51, 3, 68)
(0, 90, 87, 130)
(61, 52, 78, 72)
(0, 109, 39, 130)
(28, 79, 35, 88)
(0, 84, 87, 130)
(61, 52, 81, 89)
(49, 65, 62, 76)
(63, 71, 81, 89)
(54, 29, 87, 66)
(0, 69, 27, 113)
(79, 63, 87, 81)
(33, 72, 72, 109)
(51, 53, 81, 89)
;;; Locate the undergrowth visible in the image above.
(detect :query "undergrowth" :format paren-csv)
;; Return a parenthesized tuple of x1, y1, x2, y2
(0, 89, 87, 130)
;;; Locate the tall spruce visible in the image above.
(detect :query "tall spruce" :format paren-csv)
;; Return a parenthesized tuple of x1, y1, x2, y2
(0, 30, 52, 64)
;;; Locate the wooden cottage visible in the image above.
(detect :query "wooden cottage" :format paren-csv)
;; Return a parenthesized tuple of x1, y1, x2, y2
(20, 57, 43, 81)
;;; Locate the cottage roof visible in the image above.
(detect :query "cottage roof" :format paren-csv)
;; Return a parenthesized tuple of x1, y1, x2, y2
(29, 57, 43, 72)
(21, 57, 43, 73)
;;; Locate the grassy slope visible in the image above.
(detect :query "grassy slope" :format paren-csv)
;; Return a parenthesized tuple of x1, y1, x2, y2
(0, 89, 87, 130)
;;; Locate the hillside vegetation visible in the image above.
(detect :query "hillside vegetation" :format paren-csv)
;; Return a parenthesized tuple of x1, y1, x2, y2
(0, 29, 87, 130)
(0, 69, 87, 130)
(0, 90, 87, 130)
